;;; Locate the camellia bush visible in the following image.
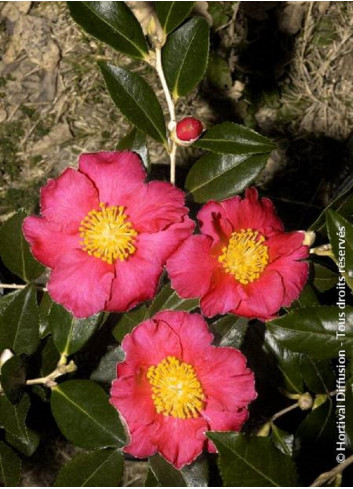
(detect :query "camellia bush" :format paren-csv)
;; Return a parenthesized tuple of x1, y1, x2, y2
(0, 2, 352, 487)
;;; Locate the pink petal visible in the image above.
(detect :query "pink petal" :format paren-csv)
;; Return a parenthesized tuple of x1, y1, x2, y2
(268, 257, 309, 306)
(200, 268, 242, 317)
(110, 372, 156, 425)
(153, 311, 214, 364)
(119, 319, 181, 373)
(267, 231, 308, 261)
(155, 416, 207, 469)
(166, 235, 216, 299)
(124, 181, 188, 233)
(105, 253, 162, 313)
(221, 187, 284, 235)
(196, 347, 257, 411)
(78, 151, 146, 206)
(40, 168, 99, 234)
(197, 201, 232, 246)
(235, 269, 285, 320)
(202, 407, 249, 453)
(47, 249, 114, 318)
(23, 216, 79, 268)
(123, 421, 158, 459)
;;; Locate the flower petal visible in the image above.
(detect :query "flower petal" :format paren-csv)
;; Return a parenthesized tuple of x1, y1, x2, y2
(267, 231, 308, 261)
(124, 181, 189, 233)
(47, 250, 114, 318)
(166, 235, 215, 299)
(155, 416, 207, 469)
(269, 257, 309, 307)
(23, 216, 79, 268)
(235, 269, 285, 320)
(123, 421, 158, 459)
(202, 407, 249, 453)
(197, 201, 232, 245)
(200, 268, 242, 317)
(40, 168, 99, 234)
(78, 151, 146, 206)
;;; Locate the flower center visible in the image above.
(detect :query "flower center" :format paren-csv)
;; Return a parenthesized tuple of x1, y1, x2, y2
(79, 203, 138, 264)
(147, 356, 205, 419)
(218, 228, 269, 284)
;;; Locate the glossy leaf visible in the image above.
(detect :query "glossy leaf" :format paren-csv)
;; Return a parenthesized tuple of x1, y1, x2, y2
(0, 209, 44, 281)
(155, 2, 195, 34)
(0, 441, 21, 487)
(90, 346, 124, 385)
(112, 305, 147, 343)
(39, 292, 54, 338)
(211, 315, 248, 349)
(5, 427, 40, 457)
(287, 284, 318, 311)
(54, 448, 123, 487)
(162, 17, 209, 98)
(99, 62, 167, 143)
(207, 432, 298, 486)
(312, 263, 337, 293)
(300, 356, 335, 394)
(0, 291, 19, 314)
(148, 284, 199, 318)
(194, 122, 276, 154)
(0, 285, 39, 355)
(68, 1, 149, 59)
(186, 152, 269, 203)
(0, 394, 32, 444)
(267, 306, 353, 359)
(117, 128, 150, 170)
(49, 303, 100, 356)
(148, 454, 208, 487)
(0, 354, 27, 404)
(310, 186, 353, 234)
(264, 331, 304, 394)
(271, 425, 294, 458)
(326, 209, 353, 289)
(51, 380, 125, 449)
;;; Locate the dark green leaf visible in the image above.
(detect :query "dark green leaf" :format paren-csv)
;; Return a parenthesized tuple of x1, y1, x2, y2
(0, 354, 27, 404)
(39, 292, 54, 338)
(310, 186, 353, 234)
(285, 284, 318, 311)
(5, 427, 40, 457)
(312, 263, 337, 293)
(54, 448, 123, 487)
(186, 152, 269, 203)
(155, 2, 195, 34)
(0, 441, 21, 487)
(271, 425, 294, 457)
(0, 394, 32, 444)
(40, 336, 60, 377)
(0, 285, 39, 355)
(181, 456, 208, 487)
(295, 401, 335, 446)
(51, 380, 125, 449)
(49, 303, 101, 356)
(148, 284, 199, 318)
(0, 209, 44, 281)
(326, 209, 353, 289)
(300, 356, 335, 394)
(90, 346, 124, 385)
(207, 432, 297, 487)
(264, 331, 304, 394)
(149, 454, 186, 486)
(99, 62, 166, 143)
(68, 1, 149, 59)
(194, 122, 276, 154)
(117, 128, 150, 170)
(0, 291, 19, 314)
(145, 468, 159, 486)
(267, 306, 353, 359)
(211, 315, 248, 349)
(112, 305, 147, 343)
(162, 17, 209, 98)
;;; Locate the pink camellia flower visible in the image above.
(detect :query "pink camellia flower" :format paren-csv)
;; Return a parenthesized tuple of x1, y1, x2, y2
(23, 152, 194, 318)
(110, 310, 256, 469)
(166, 188, 309, 321)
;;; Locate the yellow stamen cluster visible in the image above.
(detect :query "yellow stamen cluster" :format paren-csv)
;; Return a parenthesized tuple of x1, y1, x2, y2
(147, 356, 205, 419)
(79, 203, 137, 264)
(219, 228, 269, 284)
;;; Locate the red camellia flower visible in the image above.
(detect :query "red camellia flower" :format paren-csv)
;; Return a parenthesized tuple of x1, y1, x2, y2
(166, 188, 309, 321)
(23, 152, 194, 318)
(110, 310, 256, 469)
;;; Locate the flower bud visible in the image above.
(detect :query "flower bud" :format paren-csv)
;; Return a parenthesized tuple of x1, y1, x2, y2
(303, 230, 316, 247)
(298, 392, 313, 411)
(174, 117, 204, 146)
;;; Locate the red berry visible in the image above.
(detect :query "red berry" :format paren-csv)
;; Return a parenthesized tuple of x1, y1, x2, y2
(176, 117, 203, 142)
